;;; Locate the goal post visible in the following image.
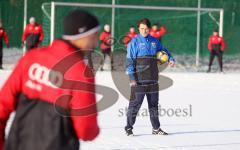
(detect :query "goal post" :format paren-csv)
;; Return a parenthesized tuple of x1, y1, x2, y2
(50, 1, 55, 46)
(42, 1, 224, 67)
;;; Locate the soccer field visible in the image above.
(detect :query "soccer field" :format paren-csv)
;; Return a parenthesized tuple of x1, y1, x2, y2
(1, 70, 240, 150)
(1, 0, 240, 149)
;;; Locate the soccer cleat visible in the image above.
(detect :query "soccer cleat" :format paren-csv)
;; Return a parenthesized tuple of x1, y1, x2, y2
(152, 128, 168, 135)
(125, 128, 134, 136)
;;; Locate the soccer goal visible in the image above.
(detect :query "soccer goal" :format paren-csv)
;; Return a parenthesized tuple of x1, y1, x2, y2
(41, 1, 224, 67)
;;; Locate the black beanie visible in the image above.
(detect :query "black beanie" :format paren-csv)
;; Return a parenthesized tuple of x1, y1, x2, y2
(62, 9, 100, 40)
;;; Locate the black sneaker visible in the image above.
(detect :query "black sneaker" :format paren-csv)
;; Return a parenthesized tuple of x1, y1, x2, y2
(125, 128, 134, 136)
(152, 128, 168, 135)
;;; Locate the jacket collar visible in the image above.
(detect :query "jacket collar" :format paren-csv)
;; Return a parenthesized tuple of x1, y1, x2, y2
(49, 39, 83, 57)
(138, 34, 151, 42)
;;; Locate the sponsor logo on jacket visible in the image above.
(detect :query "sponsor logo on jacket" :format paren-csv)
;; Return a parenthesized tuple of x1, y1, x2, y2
(25, 63, 63, 91)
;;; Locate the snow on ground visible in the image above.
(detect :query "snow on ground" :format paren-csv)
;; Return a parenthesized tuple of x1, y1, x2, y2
(1, 69, 240, 150)
(80, 71, 240, 150)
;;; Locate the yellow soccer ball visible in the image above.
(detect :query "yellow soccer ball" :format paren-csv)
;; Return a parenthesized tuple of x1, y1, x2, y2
(156, 51, 169, 65)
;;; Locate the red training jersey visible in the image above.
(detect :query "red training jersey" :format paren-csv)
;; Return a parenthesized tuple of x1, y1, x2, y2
(123, 31, 137, 47)
(150, 29, 161, 39)
(159, 26, 167, 37)
(0, 40, 99, 150)
(0, 28, 9, 46)
(99, 31, 111, 50)
(150, 26, 167, 39)
(208, 35, 225, 52)
(21, 23, 44, 43)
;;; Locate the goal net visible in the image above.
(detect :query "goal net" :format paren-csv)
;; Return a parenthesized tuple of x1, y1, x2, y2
(41, 2, 223, 68)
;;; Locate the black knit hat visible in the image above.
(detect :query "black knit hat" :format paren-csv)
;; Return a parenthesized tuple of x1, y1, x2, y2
(62, 10, 100, 40)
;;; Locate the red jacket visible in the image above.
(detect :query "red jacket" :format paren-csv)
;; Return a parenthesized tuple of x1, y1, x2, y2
(21, 23, 44, 44)
(0, 28, 9, 46)
(159, 26, 167, 37)
(150, 26, 167, 39)
(150, 29, 160, 39)
(123, 31, 137, 47)
(0, 40, 99, 150)
(208, 35, 225, 52)
(99, 31, 111, 50)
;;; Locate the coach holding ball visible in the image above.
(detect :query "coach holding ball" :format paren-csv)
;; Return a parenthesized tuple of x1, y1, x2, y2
(125, 18, 175, 136)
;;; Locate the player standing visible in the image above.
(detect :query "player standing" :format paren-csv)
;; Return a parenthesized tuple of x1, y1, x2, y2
(21, 17, 44, 51)
(0, 10, 100, 150)
(99, 24, 113, 70)
(125, 18, 175, 136)
(207, 30, 225, 73)
(150, 24, 167, 42)
(0, 21, 9, 69)
(122, 26, 137, 47)
(150, 24, 161, 39)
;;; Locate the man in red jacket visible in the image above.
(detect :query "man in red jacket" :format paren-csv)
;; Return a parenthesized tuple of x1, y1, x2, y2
(21, 17, 44, 51)
(122, 26, 137, 47)
(0, 10, 100, 150)
(99, 24, 113, 70)
(150, 24, 167, 42)
(0, 21, 9, 69)
(207, 30, 225, 73)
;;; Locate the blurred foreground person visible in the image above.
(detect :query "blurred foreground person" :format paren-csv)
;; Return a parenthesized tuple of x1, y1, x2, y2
(0, 10, 100, 150)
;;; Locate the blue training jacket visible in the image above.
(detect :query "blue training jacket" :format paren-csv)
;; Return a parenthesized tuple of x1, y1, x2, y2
(126, 34, 175, 81)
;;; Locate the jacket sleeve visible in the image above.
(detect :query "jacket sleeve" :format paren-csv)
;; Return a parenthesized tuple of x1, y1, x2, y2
(3, 30, 9, 46)
(221, 37, 225, 51)
(208, 37, 212, 51)
(39, 25, 44, 43)
(99, 32, 104, 41)
(70, 67, 99, 141)
(0, 58, 23, 149)
(159, 26, 167, 37)
(21, 25, 28, 42)
(157, 40, 175, 62)
(126, 41, 137, 81)
(123, 33, 131, 45)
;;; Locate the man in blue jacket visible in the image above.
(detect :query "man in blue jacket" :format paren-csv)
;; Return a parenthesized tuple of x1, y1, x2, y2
(125, 18, 175, 136)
